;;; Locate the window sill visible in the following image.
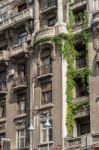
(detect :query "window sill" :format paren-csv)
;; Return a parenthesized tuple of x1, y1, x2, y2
(14, 113, 27, 119)
(38, 141, 54, 146)
(38, 103, 54, 110)
(0, 118, 6, 123)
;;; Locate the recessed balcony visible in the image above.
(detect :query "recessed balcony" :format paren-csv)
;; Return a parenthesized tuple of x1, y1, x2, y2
(35, 27, 55, 41)
(92, 11, 99, 26)
(0, 8, 33, 31)
(70, 0, 86, 10)
(37, 64, 53, 79)
(10, 42, 29, 58)
(12, 77, 28, 91)
(40, 0, 57, 14)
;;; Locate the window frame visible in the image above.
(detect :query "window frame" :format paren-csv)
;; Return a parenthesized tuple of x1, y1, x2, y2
(16, 129, 26, 149)
(40, 119, 52, 143)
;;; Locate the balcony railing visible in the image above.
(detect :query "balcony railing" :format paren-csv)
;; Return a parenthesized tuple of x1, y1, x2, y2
(65, 134, 99, 149)
(72, 22, 83, 32)
(0, 0, 9, 7)
(0, 8, 33, 31)
(13, 76, 27, 90)
(70, 0, 86, 9)
(35, 27, 55, 41)
(92, 133, 99, 143)
(66, 137, 81, 148)
(74, 106, 90, 118)
(40, 0, 57, 12)
(37, 64, 52, 77)
(10, 42, 28, 57)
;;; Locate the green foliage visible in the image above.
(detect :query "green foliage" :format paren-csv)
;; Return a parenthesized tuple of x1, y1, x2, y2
(53, 9, 89, 136)
(73, 101, 89, 114)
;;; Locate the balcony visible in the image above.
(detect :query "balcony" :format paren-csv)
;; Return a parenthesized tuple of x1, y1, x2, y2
(65, 134, 99, 150)
(10, 42, 29, 58)
(70, 0, 86, 10)
(0, 50, 9, 64)
(65, 137, 81, 149)
(40, 0, 57, 14)
(92, 11, 99, 26)
(0, 8, 33, 31)
(0, 82, 7, 95)
(12, 77, 27, 91)
(73, 95, 89, 103)
(74, 105, 90, 118)
(37, 64, 53, 79)
(92, 133, 99, 148)
(75, 58, 86, 69)
(72, 22, 83, 32)
(35, 27, 55, 41)
(0, 0, 9, 7)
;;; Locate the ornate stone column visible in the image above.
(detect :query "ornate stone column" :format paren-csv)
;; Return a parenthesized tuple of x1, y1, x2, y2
(55, 0, 67, 34)
(57, 0, 64, 23)
(88, 0, 93, 27)
(34, 0, 40, 32)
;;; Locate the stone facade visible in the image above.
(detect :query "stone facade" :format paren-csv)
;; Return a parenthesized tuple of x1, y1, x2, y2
(0, 0, 67, 150)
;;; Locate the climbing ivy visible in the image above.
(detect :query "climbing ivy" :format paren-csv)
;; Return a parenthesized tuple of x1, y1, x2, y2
(53, 7, 89, 136)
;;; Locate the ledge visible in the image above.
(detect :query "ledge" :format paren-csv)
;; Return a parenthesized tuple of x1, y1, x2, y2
(38, 141, 54, 146)
(0, 118, 6, 123)
(14, 113, 27, 120)
(38, 103, 54, 110)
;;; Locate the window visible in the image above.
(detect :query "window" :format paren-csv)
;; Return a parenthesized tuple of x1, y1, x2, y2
(80, 122, 90, 135)
(0, 98, 6, 118)
(18, 3, 27, 12)
(0, 71, 6, 90)
(42, 91, 52, 105)
(18, 63, 27, 77)
(0, 133, 5, 146)
(48, 16, 56, 27)
(41, 82, 52, 105)
(16, 129, 26, 149)
(77, 117, 90, 136)
(75, 78, 88, 98)
(40, 120, 52, 143)
(48, 0, 54, 6)
(17, 93, 26, 114)
(18, 31, 27, 44)
(42, 56, 51, 66)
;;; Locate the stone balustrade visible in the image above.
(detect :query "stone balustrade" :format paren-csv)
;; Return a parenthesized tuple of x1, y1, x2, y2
(0, 8, 33, 31)
(35, 27, 55, 41)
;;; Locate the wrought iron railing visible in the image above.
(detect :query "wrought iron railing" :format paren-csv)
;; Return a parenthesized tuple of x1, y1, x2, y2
(37, 64, 52, 76)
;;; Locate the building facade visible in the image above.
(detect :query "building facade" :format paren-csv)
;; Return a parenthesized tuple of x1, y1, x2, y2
(0, 0, 67, 150)
(65, 0, 99, 150)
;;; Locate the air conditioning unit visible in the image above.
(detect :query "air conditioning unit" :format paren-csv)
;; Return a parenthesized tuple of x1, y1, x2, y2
(2, 138, 11, 150)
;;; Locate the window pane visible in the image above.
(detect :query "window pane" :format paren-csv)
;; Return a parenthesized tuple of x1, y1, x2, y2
(42, 129, 47, 142)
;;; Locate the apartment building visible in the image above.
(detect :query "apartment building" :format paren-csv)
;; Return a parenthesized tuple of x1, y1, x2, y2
(64, 0, 99, 150)
(0, 0, 67, 150)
